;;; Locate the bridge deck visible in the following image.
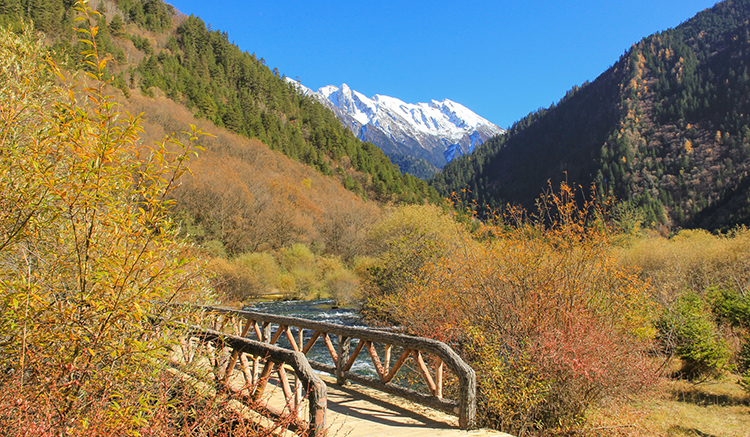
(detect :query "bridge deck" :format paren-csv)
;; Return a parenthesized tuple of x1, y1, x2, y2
(261, 374, 513, 437)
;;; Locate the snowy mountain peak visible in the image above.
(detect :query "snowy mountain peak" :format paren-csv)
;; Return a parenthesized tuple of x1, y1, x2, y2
(287, 78, 505, 175)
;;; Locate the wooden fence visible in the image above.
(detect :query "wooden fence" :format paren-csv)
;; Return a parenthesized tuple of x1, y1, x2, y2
(196, 305, 477, 430)
(175, 325, 328, 436)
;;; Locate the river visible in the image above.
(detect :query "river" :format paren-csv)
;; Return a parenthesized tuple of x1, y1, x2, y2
(247, 298, 365, 328)
(245, 298, 380, 377)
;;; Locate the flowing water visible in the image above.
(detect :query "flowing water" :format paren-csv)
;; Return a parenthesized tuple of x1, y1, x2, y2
(245, 299, 380, 377)
(247, 299, 365, 328)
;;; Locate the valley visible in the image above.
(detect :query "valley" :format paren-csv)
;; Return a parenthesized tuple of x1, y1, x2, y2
(0, 1, 748, 436)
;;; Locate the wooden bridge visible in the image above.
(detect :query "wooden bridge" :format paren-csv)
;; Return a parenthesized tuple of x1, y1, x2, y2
(166, 305, 512, 437)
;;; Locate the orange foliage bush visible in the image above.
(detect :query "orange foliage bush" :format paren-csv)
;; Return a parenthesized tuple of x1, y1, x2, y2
(366, 183, 657, 435)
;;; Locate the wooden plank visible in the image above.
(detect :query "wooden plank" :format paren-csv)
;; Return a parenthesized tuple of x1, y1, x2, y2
(365, 340, 387, 381)
(383, 344, 392, 375)
(277, 365, 294, 406)
(223, 320, 253, 382)
(343, 339, 366, 372)
(384, 348, 412, 384)
(262, 321, 271, 342)
(436, 358, 444, 399)
(302, 331, 321, 354)
(238, 353, 255, 387)
(270, 324, 285, 345)
(253, 360, 276, 402)
(285, 325, 299, 351)
(252, 356, 260, 385)
(413, 351, 438, 396)
(323, 333, 338, 364)
(295, 373, 302, 415)
(192, 328, 328, 435)
(252, 320, 263, 341)
(337, 336, 350, 385)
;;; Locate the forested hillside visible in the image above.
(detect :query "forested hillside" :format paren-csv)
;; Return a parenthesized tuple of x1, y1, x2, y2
(433, 0, 750, 230)
(0, 0, 438, 204)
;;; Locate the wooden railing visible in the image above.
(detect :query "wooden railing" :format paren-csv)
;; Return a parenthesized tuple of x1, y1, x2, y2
(198, 305, 477, 430)
(173, 325, 327, 436)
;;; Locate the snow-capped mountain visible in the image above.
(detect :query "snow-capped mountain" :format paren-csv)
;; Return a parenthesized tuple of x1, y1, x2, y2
(288, 79, 505, 175)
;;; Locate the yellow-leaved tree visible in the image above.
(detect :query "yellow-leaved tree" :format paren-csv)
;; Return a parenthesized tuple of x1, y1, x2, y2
(0, 2, 211, 435)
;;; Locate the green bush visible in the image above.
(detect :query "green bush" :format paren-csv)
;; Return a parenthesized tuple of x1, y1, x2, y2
(709, 287, 750, 329)
(708, 288, 750, 392)
(324, 268, 360, 305)
(658, 292, 731, 379)
(739, 338, 750, 391)
(278, 243, 316, 272)
(236, 251, 282, 292)
(363, 204, 469, 306)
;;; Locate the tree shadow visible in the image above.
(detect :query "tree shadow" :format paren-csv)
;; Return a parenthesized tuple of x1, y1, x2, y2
(670, 386, 749, 407)
(668, 425, 720, 437)
(324, 381, 455, 429)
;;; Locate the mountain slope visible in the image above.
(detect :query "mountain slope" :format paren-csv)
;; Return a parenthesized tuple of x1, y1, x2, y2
(293, 81, 505, 178)
(433, 0, 750, 230)
(125, 92, 382, 258)
(3, 0, 440, 205)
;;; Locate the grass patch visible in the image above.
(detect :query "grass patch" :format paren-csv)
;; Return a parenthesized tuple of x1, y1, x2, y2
(586, 375, 750, 437)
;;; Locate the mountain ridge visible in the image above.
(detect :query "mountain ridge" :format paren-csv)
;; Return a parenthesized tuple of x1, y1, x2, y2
(290, 80, 505, 178)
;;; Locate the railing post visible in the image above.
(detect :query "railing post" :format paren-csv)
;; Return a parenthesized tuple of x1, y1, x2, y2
(336, 335, 350, 385)
(458, 365, 477, 429)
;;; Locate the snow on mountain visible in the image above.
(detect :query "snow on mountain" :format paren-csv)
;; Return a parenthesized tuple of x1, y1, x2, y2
(287, 79, 505, 174)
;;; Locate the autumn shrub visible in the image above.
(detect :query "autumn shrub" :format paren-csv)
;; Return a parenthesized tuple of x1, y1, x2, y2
(276, 243, 320, 298)
(278, 242, 317, 271)
(362, 203, 472, 321)
(0, 6, 217, 435)
(320, 258, 361, 305)
(237, 252, 283, 292)
(209, 251, 284, 302)
(365, 184, 657, 435)
(210, 244, 363, 304)
(620, 228, 750, 384)
(618, 227, 750, 305)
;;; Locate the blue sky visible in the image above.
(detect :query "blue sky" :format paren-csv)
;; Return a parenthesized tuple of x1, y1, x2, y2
(165, 0, 719, 128)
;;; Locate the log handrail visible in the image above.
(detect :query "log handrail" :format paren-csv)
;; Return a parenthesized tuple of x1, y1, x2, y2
(197, 305, 477, 430)
(191, 328, 327, 436)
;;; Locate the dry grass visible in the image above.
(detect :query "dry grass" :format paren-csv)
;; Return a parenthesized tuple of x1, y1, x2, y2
(585, 374, 750, 437)
(616, 228, 750, 304)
